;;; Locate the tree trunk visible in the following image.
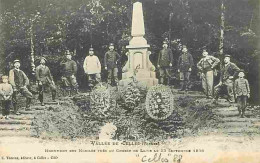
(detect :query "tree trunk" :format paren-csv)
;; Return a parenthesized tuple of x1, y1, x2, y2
(219, 1, 225, 68)
(0, 2, 5, 76)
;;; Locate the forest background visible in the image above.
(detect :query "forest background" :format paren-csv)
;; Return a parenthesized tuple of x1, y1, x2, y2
(0, 0, 259, 103)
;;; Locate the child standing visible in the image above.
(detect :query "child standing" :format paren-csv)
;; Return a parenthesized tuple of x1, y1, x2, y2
(234, 71, 250, 118)
(0, 76, 13, 119)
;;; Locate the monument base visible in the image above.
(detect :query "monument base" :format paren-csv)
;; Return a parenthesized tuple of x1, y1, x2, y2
(119, 69, 158, 88)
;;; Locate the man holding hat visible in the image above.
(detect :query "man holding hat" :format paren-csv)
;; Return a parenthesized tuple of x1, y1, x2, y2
(177, 45, 194, 91)
(197, 49, 220, 98)
(36, 57, 57, 106)
(214, 54, 240, 103)
(104, 43, 121, 86)
(83, 48, 101, 88)
(9, 60, 33, 113)
(60, 50, 79, 95)
(157, 41, 173, 85)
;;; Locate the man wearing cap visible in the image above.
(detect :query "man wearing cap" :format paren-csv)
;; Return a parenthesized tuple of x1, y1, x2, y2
(83, 48, 101, 88)
(9, 60, 33, 113)
(157, 41, 173, 85)
(197, 49, 220, 98)
(177, 45, 194, 91)
(60, 50, 79, 95)
(36, 57, 56, 106)
(104, 43, 121, 86)
(214, 54, 240, 103)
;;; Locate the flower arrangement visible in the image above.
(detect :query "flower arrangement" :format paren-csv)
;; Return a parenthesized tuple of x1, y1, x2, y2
(146, 84, 174, 120)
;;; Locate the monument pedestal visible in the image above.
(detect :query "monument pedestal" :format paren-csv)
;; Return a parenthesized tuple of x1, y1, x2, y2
(119, 46, 158, 87)
(119, 2, 158, 88)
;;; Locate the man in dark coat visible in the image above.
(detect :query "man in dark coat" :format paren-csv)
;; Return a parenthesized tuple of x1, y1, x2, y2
(214, 54, 240, 103)
(177, 45, 194, 91)
(60, 50, 79, 95)
(9, 60, 33, 114)
(36, 57, 56, 106)
(157, 41, 173, 85)
(104, 43, 121, 86)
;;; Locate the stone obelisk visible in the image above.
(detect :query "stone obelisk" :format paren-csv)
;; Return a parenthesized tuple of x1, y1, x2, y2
(119, 2, 158, 87)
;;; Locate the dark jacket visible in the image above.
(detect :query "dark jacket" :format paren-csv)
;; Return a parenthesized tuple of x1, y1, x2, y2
(9, 69, 29, 88)
(36, 65, 54, 84)
(104, 50, 120, 70)
(60, 60, 77, 77)
(234, 78, 250, 96)
(220, 62, 240, 82)
(177, 53, 194, 72)
(157, 48, 173, 67)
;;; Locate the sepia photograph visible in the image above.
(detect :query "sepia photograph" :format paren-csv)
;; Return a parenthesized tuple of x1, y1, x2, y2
(0, 0, 259, 162)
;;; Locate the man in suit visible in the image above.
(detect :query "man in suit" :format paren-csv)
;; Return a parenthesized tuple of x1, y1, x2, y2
(104, 43, 121, 86)
(60, 50, 79, 95)
(9, 60, 33, 113)
(177, 45, 194, 91)
(157, 41, 173, 85)
(36, 57, 56, 106)
(214, 54, 240, 103)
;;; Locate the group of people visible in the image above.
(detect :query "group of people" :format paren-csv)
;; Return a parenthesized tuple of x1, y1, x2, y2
(0, 43, 120, 118)
(157, 41, 250, 118)
(0, 41, 250, 119)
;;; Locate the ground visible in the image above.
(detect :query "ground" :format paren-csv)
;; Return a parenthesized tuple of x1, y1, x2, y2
(0, 88, 259, 163)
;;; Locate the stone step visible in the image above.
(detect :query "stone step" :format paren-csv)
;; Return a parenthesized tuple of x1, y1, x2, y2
(35, 101, 66, 105)
(217, 122, 253, 128)
(30, 105, 46, 110)
(216, 111, 253, 117)
(214, 107, 238, 112)
(9, 115, 34, 120)
(0, 119, 32, 125)
(0, 124, 31, 131)
(252, 122, 260, 128)
(220, 117, 260, 123)
(0, 130, 31, 137)
(19, 110, 45, 115)
(219, 127, 260, 134)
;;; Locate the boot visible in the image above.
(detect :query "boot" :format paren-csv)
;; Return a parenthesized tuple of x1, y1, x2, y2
(114, 77, 119, 86)
(39, 93, 44, 106)
(52, 91, 56, 101)
(179, 81, 185, 91)
(26, 98, 31, 111)
(13, 103, 20, 115)
(159, 77, 164, 85)
(241, 107, 245, 118)
(238, 107, 241, 116)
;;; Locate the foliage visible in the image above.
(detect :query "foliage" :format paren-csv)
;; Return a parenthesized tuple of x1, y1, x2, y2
(0, 0, 259, 102)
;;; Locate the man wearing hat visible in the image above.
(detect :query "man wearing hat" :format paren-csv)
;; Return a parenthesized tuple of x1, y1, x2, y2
(36, 57, 56, 106)
(197, 49, 220, 98)
(9, 60, 33, 113)
(177, 45, 194, 91)
(157, 41, 173, 85)
(60, 50, 79, 95)
(104, 43, 121, 86)
(83, 48, 101, 89)
(214, 54, 240, 103)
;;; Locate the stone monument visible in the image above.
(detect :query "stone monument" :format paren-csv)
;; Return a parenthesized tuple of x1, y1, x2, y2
(119, 2, 158, 87)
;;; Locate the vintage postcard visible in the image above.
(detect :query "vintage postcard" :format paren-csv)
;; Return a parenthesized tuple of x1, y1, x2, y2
(0, 0, 259, 162)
